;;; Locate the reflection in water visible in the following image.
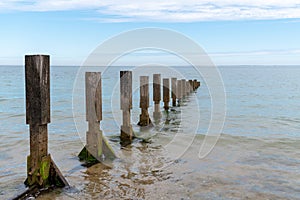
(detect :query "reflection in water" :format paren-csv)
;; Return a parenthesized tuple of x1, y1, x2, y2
(39, 106, 183, 199)
(39, 132, 300, 199)
(81, 140, 174, 199)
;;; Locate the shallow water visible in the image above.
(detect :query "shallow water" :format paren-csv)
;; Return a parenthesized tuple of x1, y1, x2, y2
(0, 65, 300, 199)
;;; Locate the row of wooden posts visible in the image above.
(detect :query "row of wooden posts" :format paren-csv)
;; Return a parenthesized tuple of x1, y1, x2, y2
(121, 72, 200, 145)
(17, 55, 200, 199)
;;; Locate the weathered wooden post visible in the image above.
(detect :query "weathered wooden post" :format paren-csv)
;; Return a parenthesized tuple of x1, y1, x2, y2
(79, 72, 115, 165)
(186, 81, 190, 96)
(120, 71, 133, 146)
(193, 79, 197, 91)
(189, 80, 193, 93)
(25, 55, 68, 189)
(181, 79, 186, 99)
(163, 78, 170, 111)
(197, 81, 201, 89)
(171, 78, 177, 107)
(138, 76, 151, 126)
(177, 80, 182, 106)
(153, 74, 161, 119)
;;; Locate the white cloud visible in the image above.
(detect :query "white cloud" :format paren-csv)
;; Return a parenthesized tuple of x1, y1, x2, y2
(1, 0, 300, 22)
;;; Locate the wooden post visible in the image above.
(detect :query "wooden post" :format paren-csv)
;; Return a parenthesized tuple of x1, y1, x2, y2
(197, 81, 201, 89)
(193, 79, 197, 91)
(181, 79, 186, 98)
(171, 78, 177, 107)
(189, 80, 193, 93)
(138, 76, 151, 126)
(78, 72, 115, 165)
(25, 55, 68, 188)
(153, 74, 161, 119)
(163, 78, 170, 111)
(186, 81, 190, 96)
(120, 71, 133, 146)
(176, 80, 182, 106)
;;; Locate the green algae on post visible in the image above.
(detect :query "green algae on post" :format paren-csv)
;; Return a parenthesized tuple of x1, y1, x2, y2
(24, 55, 68, 191)
(78, 72, 116, 166)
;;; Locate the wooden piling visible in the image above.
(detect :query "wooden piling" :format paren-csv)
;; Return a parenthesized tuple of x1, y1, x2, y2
(193, 79, 197, 91)
(171, 78, 177, 107)
(186, 81, 190, 96)
(163, 78, 170, 111)
(120, 71, 133, 146)
(25, 55, 68, 189)
(138, 76, 151, 126)
(153, 74, 161, 119)
(177, 80, 182, 106)
(189, 80, 193, 92)
(181, 79, 186, 98)
(197, 81, 201, 89)
(78, 72, 115, 165)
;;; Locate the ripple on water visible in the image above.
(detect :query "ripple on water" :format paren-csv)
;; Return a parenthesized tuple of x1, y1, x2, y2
(2, 66, 300, 199)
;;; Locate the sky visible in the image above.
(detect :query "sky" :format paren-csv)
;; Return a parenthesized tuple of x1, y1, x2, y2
(0, 0, 300, 66)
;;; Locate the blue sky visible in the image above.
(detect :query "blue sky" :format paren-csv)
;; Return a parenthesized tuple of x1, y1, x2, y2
(0, 0, 300, 65)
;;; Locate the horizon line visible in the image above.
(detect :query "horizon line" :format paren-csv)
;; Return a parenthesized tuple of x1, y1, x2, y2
(1, 64, 300, 67)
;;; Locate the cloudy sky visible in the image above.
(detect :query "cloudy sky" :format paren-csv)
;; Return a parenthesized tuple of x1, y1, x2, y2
(0, 0, 300, 65)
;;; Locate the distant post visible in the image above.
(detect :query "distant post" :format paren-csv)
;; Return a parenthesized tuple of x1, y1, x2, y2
(138, 76, 151, 126)
(186, 81, 190, 96)
(181, 79, 186, 99)
(78, 72, 115, 165)
(153, 74, 161, 119)
(197, 81, 201, 89)
(189, 80, 193, 93)
(163, 78, 170, 111)
(177, 80, 182, 106)
(120, 71, 133, 146)
(25, 55, 68, 188)
(193, 79, 197, 91)
(171, 78, 177, 107)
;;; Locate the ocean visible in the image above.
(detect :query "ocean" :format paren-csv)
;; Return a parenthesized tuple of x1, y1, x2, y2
(0, 65, 299, 199)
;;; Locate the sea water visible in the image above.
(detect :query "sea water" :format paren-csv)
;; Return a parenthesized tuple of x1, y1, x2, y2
(0, 65, 299, 199)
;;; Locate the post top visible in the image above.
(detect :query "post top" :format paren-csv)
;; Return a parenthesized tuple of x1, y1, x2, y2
(120, 70, 132, 73)
(120, 70, 132, 78)
(25, 54, 50, 57)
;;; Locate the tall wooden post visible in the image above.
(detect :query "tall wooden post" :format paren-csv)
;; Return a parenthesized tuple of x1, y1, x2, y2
(120, 71, 133, 146)
(171, 78, 177, 107)
(25, 55, 68, 188)
(79, 72, 115, 165)
(153, 74, 161, 119)
(138, 76, 151, 126)
(181, 79, 186, 98)
(177, 80, 182, 106)
(163, 78, 170, 111)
